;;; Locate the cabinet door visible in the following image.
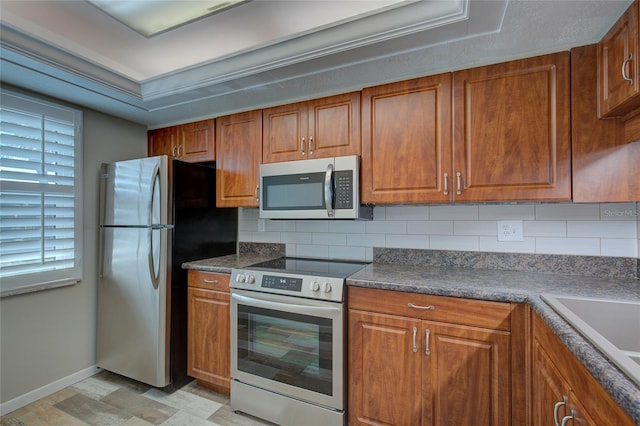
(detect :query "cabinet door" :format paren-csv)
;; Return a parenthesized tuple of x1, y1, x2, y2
(532, 313, 635, 426)
(598, 0, 639, 117)
(262, 102, 308, 163)
(424, 322, 511, 426)
(148, 126, 177, 157)
(178, 119, 215, 162)
(452, 52, 571, 201)
(187, 287, 230, 392)
(361, 74, 452, 204)
(532, 340, 571, 426)
(349, 310, 422, 426)
(565, 391, 599, 426)
(308, 92, 361, 159)
(215, 110, 263, 207)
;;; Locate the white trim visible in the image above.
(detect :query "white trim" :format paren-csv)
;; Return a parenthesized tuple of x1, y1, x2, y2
(0, 365, 100, 416)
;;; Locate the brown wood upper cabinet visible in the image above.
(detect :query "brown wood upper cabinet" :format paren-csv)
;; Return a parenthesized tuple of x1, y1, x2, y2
(452, 52, 571, 202)
(598, 0, 640, 118)
(215, 110, 263, 207)
(572, 44, 640, 202)
(361, 53, 571, 204)
(262, 92, 361, 163)
(148, 119, 215, 163)
(148, 125, 176, 158)
(361, 74, 452, 204)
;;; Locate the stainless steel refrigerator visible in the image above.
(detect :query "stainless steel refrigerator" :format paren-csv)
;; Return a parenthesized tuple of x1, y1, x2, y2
(97, 156, 237, 389)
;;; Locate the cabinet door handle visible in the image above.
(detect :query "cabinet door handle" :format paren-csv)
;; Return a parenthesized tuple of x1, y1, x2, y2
(412, 326, 418, 353)
(301, 138, 306, 156)
(172, 145, 177, 157)
(309, 136, 314, 155)
(456, 172, 462, 195)
(203, 279, 219, 284)
(622, 53, 634, 86)
(443, 173, 449, 195)
(255, 184, 260, 202)
(560, 409, 575, 426)
(425, 329, 431, 355)
(553, 395, 567, 426)
(407, 303, 435, 311)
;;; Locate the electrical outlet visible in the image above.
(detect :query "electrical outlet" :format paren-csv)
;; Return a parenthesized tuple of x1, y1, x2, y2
(258, 219, 266, 232)
(497, 220, 523, 242)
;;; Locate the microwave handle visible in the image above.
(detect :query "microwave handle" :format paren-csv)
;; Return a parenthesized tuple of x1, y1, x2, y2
(325, 163, 334, 217)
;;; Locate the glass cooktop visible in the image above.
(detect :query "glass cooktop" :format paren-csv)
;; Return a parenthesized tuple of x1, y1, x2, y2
(246, 257, 369, 279)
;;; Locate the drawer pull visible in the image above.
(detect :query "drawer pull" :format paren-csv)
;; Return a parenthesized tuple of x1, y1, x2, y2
(203, 279, 219, 284)
(407, 303, 435, 311)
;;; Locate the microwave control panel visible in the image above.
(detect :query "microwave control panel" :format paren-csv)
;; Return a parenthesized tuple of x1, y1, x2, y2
(334, 170, 353, 209)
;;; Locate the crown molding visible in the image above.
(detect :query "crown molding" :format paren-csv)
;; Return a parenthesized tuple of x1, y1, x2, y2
(1, 24, 142, 101)
(140, 0, 469, 100)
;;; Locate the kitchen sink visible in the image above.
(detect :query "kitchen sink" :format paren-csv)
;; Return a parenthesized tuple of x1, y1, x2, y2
(541, 294, 640, 387)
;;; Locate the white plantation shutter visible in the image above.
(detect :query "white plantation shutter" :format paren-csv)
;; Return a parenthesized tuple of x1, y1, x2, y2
(0, 90, 82, 296)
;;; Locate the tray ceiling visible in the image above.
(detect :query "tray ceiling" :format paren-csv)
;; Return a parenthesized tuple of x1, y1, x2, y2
(0, 0, 632, 127)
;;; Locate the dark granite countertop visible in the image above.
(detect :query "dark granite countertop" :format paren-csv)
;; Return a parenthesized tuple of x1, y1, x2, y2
(347, 263, 640, 425)
(182, 253, 280, 274)
(183, 251, 640, 423)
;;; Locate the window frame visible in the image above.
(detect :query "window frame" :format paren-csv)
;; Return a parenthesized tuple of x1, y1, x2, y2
(0, 89, 83, 297)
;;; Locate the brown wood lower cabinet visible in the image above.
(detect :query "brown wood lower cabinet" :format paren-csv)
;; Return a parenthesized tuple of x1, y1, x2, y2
(187, 270, 231, 394)
(532, 313, 634, 426)
(348, 287, 517, 426)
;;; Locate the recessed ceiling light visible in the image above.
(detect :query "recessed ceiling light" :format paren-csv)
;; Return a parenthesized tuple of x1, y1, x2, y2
(88, 0, 250, 37)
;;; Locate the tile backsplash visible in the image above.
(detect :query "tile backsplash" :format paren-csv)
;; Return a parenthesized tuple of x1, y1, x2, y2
(239, 202, 640, 262)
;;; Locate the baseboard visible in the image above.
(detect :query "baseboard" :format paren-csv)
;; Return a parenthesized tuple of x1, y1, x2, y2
(0, 365, 100, 416)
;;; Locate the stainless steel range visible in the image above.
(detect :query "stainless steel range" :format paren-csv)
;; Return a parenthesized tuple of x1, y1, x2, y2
(230, 257, 368, 426)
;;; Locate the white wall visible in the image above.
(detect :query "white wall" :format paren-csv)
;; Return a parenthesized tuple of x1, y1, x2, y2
(0, 103, 147, 408)
(239, 202, 640, 261)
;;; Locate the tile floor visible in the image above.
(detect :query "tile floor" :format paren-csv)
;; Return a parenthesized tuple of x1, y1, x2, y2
(1, 371, 274, 425)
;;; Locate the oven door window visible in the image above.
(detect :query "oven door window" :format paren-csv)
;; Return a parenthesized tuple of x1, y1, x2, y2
(236, 304, 333, 396)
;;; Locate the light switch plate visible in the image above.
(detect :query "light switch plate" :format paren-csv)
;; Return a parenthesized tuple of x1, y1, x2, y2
(497, 220, 523, 241)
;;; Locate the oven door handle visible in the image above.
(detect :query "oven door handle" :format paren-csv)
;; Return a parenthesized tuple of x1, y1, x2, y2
(232, 292, 341, 316)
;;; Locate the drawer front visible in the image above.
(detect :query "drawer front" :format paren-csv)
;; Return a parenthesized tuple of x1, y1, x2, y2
(348, 286, 511, 331)
(188, 270, 230, 292)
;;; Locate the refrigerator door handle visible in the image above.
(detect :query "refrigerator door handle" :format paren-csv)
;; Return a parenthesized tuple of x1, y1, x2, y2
(149, 228, 162, 290)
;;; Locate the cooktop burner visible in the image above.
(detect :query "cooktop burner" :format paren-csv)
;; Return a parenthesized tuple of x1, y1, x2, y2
(231, 257, 370, 301)
(247, 257, 369, 279)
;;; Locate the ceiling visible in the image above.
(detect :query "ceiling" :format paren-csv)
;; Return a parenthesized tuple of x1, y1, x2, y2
(0, 0, 632, 128)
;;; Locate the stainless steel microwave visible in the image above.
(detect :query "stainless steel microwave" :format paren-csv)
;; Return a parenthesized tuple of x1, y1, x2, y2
(259, 155, 373, 220)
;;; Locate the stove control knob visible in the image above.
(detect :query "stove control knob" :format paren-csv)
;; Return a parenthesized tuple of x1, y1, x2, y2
(237, 273, 246, 283)
(310, 281, 320, 292)
(247, 274, 256, 284)
(323, 282, 332, 293)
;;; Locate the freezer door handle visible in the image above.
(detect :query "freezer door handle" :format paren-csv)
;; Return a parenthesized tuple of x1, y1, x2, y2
(149, 166, 162, 289)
